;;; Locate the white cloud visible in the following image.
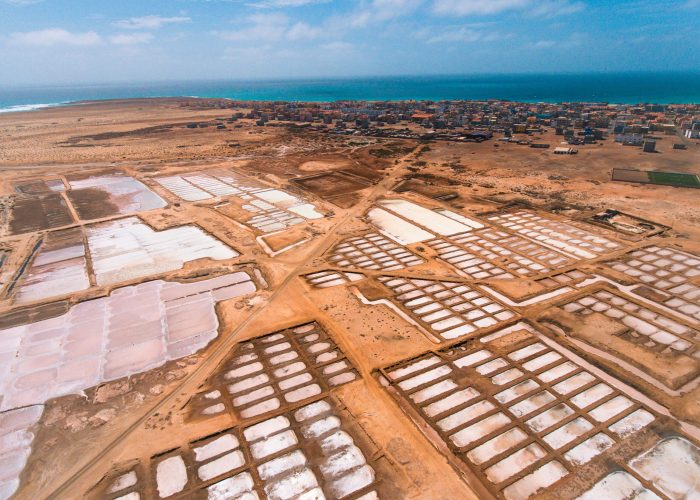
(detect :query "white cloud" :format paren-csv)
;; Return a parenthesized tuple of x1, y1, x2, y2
(114, 15, 191, 30)
(433, 0, 583, 16)
(8, 28, 102, 46)
(527, 32, 586, 49)
(215, 12, 289, 41)
(528, 39, 556, 49)
(215, 12, 327, 42)
(322, 41, 354, 51)
(351, 0, 423, 27)
(527, 0, 584, 18)
(3, 0, 43, 5)
(109, 33, 154, 45)
(247, 0, 329, 7)
(433, 0, 529, 15)
(286, 21, 323, 40)
(426, 27, 505, 43)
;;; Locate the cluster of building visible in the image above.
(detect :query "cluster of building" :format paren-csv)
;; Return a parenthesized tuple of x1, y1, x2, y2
(193, 98, 700, 148)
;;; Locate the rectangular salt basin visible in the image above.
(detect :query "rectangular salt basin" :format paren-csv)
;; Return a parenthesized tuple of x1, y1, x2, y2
(578, 471, 661, 500)
(263, 468, 318, 499)
(410, 379, 459, 404)
(379, 199, 474, 236)
(450, 413, 511, 448)
(485, 443, 546, 483)
(367, 207, 434, 244)
(255, 189, 301, 207)
(502, 461, 569, 500)
(398, 365, 452, 391)
(438, 400, 494, 432)
(288, 203, 323, 219)
(542, 418, 593, 449)
(467, 427, 528, 465)
(629, 437, 700, 500)
(436, 209, 485, 230)
(69, 175, 166, 215)
(156, 176, 212, 201)
(423, 388, 480, 417)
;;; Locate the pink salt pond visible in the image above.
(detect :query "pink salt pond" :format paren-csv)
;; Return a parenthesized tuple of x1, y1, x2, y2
(0, 272, 257, 412)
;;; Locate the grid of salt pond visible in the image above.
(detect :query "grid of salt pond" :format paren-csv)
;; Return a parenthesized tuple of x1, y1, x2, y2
(486, 210, 623, 260)
(67, 175, 166, 218)
(13, 218, 238, 303)
(376, 277, 516, 341)
(377, 325, 688, 500)
(14, 229, 89, 304)
(155, 170, 264, 202)
(366, 199, 483, 246)
(579, 437, 700, 499)
(155, 170, 324, 233)
(427, 228, 577, 280)
(562, 289, 698, 356)
(87, 217, 237, 287)
(91, 398, 378, 500)
(535, 270, 592, 290)
(327, 233, 424, 271)
(304, 270, 366, 289)
(188, 323, 359, 421)
(0, 272, 256, 412)
(605, 245, 700, 322)
(0, 406, 43, 500)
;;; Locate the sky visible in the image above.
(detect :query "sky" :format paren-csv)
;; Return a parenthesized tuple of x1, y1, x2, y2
(0, 0, 699, 85)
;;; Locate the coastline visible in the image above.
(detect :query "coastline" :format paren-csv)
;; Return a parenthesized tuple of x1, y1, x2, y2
(2, 72, 700, 112)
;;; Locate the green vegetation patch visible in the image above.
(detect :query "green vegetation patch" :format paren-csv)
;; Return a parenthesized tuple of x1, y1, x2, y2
(648, 171, 700, 188)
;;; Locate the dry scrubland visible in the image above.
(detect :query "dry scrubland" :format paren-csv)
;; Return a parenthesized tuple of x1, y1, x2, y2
(0, 98, 699, 500)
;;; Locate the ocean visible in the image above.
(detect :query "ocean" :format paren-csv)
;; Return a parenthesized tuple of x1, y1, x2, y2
(0, 72, 699, 113)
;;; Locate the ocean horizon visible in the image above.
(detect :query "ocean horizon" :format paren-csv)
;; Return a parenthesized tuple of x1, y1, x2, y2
(1, 72, 699, 113)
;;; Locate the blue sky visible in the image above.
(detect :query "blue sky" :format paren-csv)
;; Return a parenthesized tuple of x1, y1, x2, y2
(1, 0, 698, 85)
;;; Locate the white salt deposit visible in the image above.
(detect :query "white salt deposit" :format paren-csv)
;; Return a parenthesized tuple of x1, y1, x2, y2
(578, 471, 661, 500)
(263, 468, 318, 500)
(0, 272, 256, 412)
(438, 400, 495, 432)
(409, 380, 459, 404)
(450, 413, 511, 448)
(257, 450, 308, 480)
(87, 217, 237, 286)
(564, 433, 614, 465)
(436, 209, 485, 230)
(320, 445, 366, 478)
(329, 465, 375, 498)
(69, 175, 166, 215)
(294, 400, 331, 422)
(608, 409, 655, 437)
(197, 451, 246, 481)
(367, 208, 434, 245)
(503, 461, 568, 500)
(302, 416, 341, 439)
(379, 199, 474, 235)
(542, 418, 593, 449)
(250, 430, 298, 460)
(243, 416, 290, 442)
(629, 437, 700, 499)
(193, 434, 240, 462)
(398, 365, 452, 391)
(155, 456, 188, 498)
(485, 443, 546, 483)
(107, 471, 138, 493)
(207, 472, 258, 500)
(467, 427, 528, 465)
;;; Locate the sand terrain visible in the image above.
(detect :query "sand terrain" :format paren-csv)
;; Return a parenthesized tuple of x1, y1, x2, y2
(0, 99, 699, 500)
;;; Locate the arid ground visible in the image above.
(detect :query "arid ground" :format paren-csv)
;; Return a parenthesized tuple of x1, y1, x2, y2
(0, 98, 699, 500)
